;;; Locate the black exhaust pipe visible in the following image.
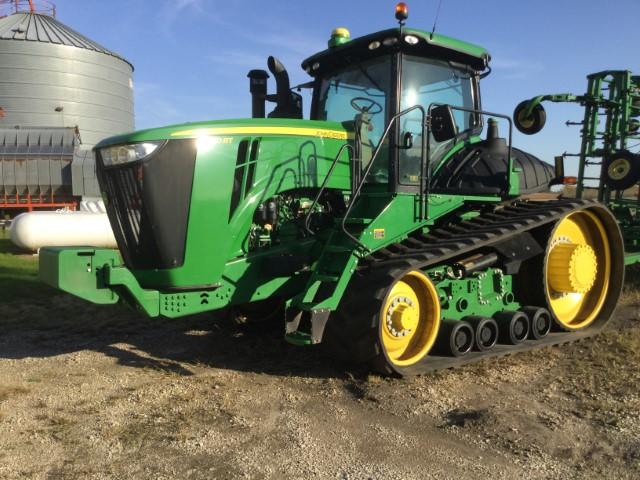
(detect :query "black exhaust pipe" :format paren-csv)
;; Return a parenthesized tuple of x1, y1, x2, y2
(247, 69, 269, 118)
(268, 56, 290, 101)
(266, 56, 302, 119)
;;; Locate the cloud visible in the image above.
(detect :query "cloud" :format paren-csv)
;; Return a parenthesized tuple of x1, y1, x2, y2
(134, 80, 247, 128)
(160, 0, 204, 16)
(133, 81, 160, 96)
(156, 0, 220, 37)
(490, 57, 544, 80)
(138, 2, 326, 125)
(208, 50, 267, 71)
(237, 30, 325, 58)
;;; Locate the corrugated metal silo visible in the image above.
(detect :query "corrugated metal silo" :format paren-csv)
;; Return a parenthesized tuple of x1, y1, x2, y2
(0, 4, 135, 211)
(0, 10, 134, 147)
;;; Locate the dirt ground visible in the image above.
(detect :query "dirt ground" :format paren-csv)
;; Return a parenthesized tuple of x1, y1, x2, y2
(0, 287, 639, 479)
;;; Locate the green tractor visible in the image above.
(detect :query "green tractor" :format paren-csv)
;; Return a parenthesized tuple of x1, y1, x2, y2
(40, 4, 625, 376)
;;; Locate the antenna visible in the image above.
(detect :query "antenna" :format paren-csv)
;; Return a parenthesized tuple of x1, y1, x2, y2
(430, 0, 443, 40)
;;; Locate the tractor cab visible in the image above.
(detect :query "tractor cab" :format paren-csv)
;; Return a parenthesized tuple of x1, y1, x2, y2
(248, 3, 554, 199)
(301, 14, 490, 193)
(247, 5, 491, 196)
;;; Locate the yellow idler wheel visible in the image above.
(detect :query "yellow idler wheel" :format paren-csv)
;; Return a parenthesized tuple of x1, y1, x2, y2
(379, 271, 441, 366)
(545, 210, 611, 330)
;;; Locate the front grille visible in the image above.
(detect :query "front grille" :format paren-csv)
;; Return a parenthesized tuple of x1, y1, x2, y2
(100, 161, 159, 268)
(97, 139, 197, 270)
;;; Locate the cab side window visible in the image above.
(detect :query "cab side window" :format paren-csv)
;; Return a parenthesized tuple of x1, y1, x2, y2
(399, 56, 476, 185)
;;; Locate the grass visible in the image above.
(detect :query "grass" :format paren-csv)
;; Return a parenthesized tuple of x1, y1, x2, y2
(0, 229, 56, 303)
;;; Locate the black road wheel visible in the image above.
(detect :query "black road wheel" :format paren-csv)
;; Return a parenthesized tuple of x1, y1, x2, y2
(466, 316, 499, 351)
(604, 150, 640, 191)
(495, 311, 529, 345)
(514, 101, 547, 135)
(522, 306, 552, 340)
(432, 319, 475, 357)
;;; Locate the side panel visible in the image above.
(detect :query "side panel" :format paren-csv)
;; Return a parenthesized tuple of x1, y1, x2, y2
(132, 131, 352, 290)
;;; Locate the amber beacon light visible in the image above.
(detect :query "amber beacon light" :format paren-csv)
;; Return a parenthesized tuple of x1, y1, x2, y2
(395, 2, 409, 24)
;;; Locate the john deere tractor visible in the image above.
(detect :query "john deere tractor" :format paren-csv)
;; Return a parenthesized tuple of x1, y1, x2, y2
(40, 4, 625, 376)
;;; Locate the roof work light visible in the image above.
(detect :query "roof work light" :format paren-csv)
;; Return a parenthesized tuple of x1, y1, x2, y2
(395, 2, 409, 24)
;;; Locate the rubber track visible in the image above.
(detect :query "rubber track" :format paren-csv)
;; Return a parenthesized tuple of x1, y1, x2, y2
(358, 198, 611, 374)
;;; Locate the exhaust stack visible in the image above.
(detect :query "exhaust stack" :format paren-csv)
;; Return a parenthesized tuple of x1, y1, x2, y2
(247, 69, 269, 118)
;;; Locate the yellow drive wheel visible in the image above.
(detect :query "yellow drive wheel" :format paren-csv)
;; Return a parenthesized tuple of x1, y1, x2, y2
(379, 270, 441, 366)
(545, 210, 611, 330)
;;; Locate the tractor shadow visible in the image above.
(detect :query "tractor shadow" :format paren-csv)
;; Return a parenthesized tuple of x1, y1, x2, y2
(0, 293, 355, 379)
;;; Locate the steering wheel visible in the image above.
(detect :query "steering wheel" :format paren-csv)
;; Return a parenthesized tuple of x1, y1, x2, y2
(350, 97, 383, 115)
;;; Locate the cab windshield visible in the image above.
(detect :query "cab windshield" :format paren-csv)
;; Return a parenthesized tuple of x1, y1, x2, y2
(315, 55, 391, 142)
(316, 56, 392, 183)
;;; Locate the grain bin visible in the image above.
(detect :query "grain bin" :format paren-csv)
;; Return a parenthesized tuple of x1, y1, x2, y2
(0, 7, 134, 147)
(0, 2, 134, 213)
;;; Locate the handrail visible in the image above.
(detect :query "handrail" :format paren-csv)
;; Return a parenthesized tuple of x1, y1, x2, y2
(341, 104, 428, 249)
(330, 103, 514, 250)
(303, 143, 355, 235)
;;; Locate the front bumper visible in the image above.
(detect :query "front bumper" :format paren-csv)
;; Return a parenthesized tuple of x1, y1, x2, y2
(39, 247, 219, 318)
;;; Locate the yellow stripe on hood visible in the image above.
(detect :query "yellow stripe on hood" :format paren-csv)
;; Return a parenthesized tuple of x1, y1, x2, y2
(170, 126, 350, 140)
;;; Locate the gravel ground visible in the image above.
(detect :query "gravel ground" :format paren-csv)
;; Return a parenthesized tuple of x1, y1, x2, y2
(0, 293, 638, 479)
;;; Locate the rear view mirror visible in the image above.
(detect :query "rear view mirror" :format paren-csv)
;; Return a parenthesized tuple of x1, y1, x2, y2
(430, 105, 458, 143)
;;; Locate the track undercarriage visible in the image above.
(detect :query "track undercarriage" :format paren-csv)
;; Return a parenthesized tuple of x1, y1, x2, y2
(324, 199, 625, 376)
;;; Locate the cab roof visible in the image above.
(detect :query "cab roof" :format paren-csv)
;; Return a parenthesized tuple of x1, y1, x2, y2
(301, 28, 491, 76)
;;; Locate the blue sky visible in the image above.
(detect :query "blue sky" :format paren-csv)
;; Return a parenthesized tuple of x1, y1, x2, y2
(56, 0, 639, 167)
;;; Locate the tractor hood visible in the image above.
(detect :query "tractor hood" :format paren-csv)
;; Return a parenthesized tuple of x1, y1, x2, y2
(95, 118, 351, 147)
(93, 118, 354, 291)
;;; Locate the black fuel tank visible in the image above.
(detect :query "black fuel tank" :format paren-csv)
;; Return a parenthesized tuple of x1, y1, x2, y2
(432, 120, 554, 196)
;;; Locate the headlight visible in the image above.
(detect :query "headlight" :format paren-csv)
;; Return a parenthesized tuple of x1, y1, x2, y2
(404, 35, 419, 45)
(99, 141, 163, 166)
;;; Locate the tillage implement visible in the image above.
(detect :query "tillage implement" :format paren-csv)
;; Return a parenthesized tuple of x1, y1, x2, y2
(39, 4, 625, 376)
(514, 70, 640, 264)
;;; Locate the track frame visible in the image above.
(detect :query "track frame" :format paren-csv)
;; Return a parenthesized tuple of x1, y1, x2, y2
(329, 198, 625, 376)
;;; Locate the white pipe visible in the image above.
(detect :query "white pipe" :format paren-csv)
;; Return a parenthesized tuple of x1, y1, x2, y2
(9, 211, 117, 251)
